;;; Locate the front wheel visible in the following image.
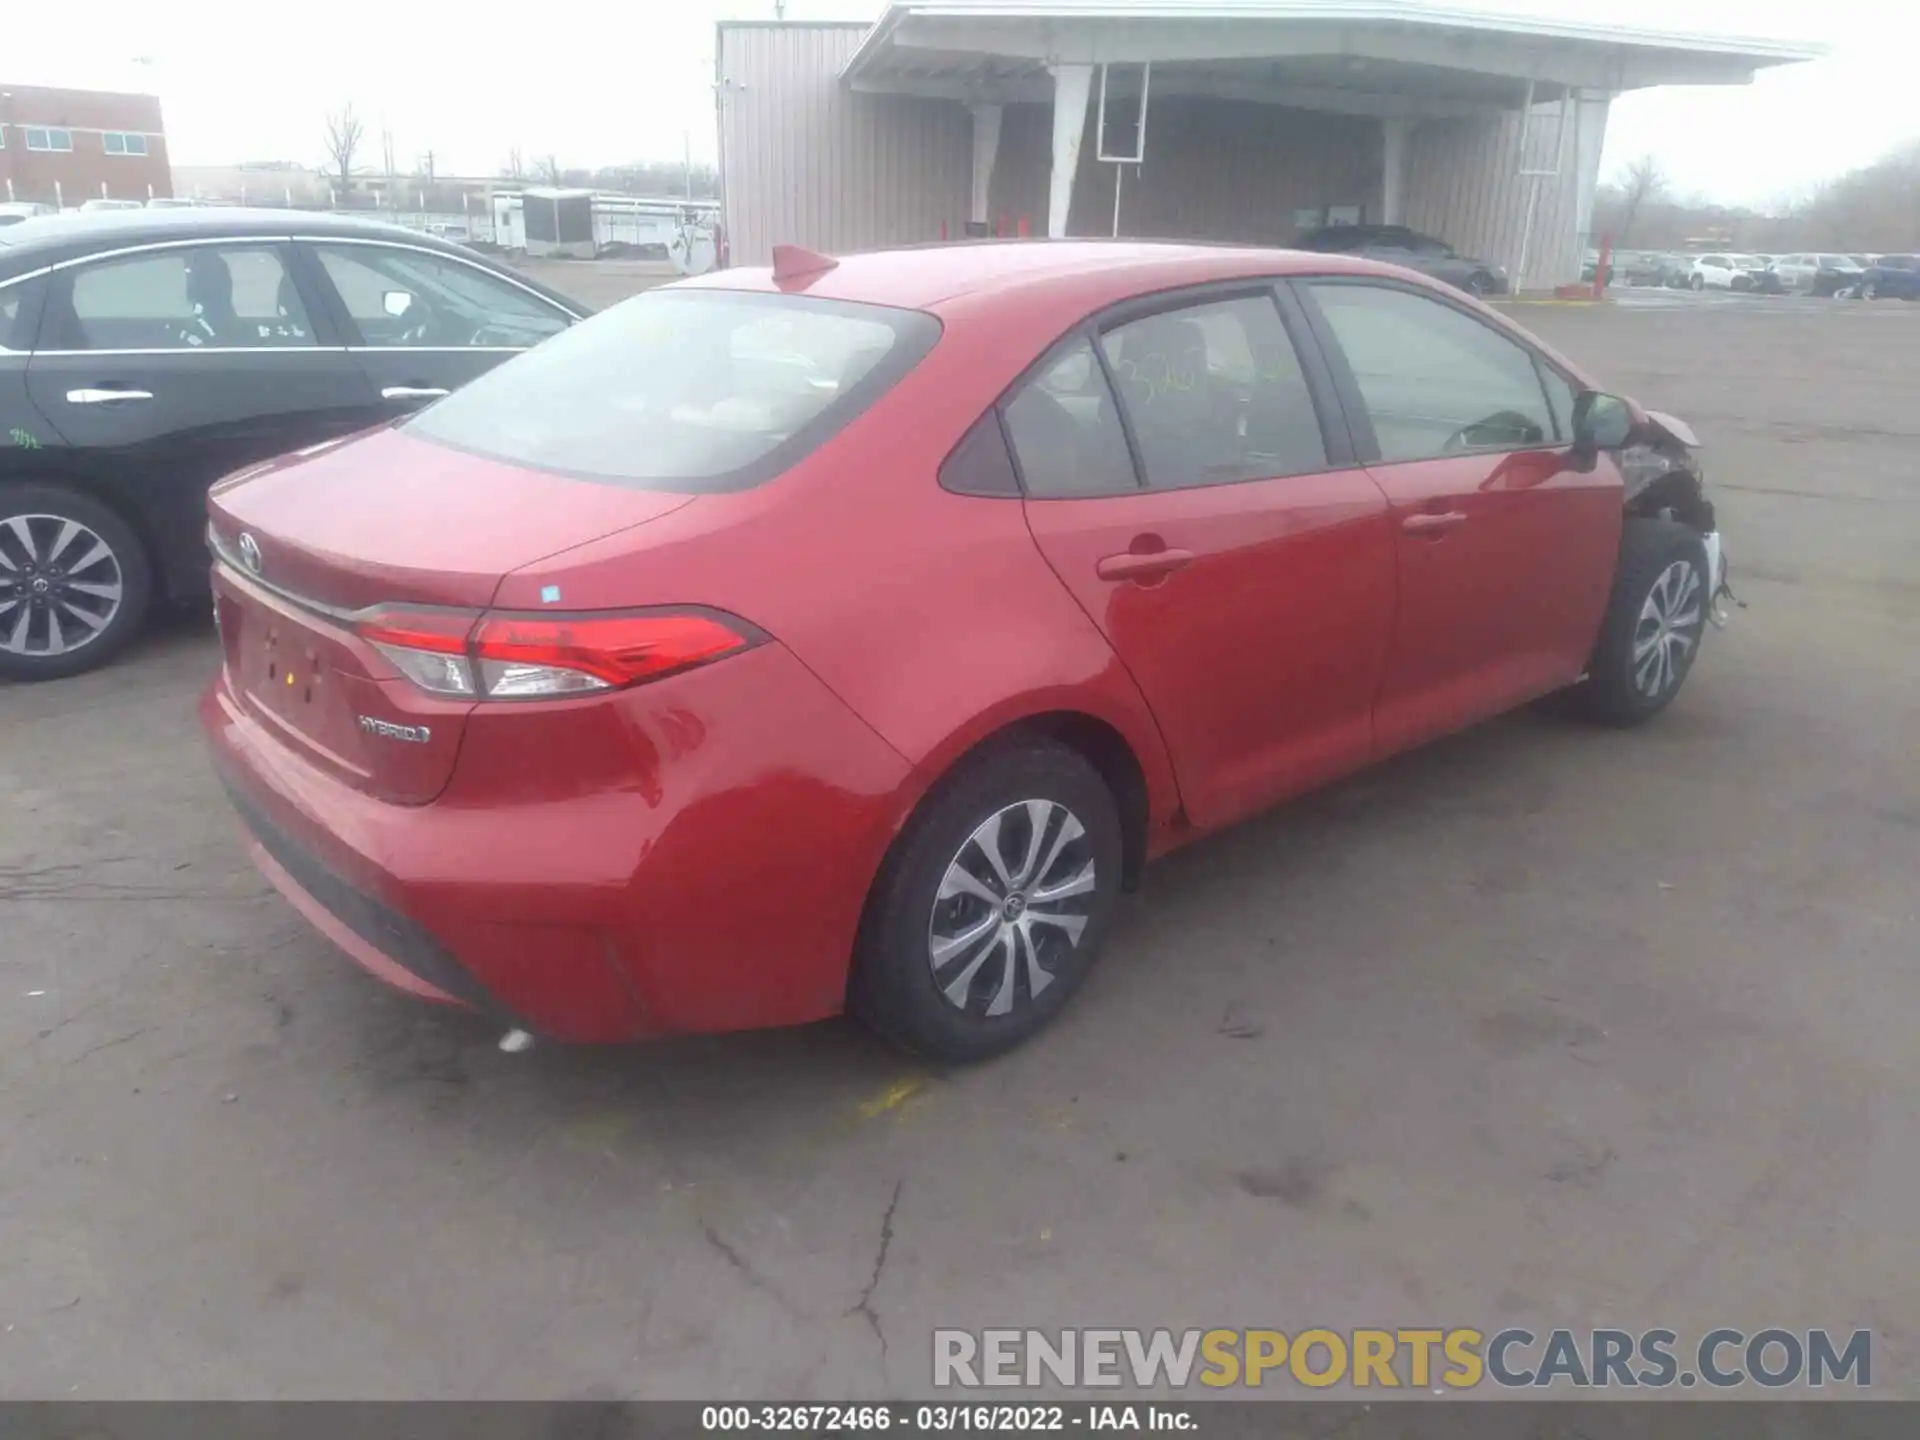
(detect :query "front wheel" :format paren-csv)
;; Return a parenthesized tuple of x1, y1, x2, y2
(1565, 518, 1711, 727)
(1861, 283, 1879, 301)
(1465, 271, 1493, 298)
(1689, 273, 1705, 291)
(0, 483, 152, 681)
(850, 739, 1124, 1062)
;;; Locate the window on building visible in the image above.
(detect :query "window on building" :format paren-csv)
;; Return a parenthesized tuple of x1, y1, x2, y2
(25, 128, 75, 153)
(102, 132, 150, 157)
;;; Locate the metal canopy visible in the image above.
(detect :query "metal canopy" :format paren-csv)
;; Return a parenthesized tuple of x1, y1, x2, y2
(843, 0, 1824, 117)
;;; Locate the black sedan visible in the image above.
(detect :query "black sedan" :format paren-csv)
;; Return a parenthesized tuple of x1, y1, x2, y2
(1293, 224, 1509, 297)
(0, 209, 587, 679)
(1859, 255, 1920, 301)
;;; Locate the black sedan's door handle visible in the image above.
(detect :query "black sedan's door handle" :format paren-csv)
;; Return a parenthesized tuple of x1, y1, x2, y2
(66, 387, 154, 405)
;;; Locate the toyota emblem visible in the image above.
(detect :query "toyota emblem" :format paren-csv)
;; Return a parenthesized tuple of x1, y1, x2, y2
(237, 532, 262, 575)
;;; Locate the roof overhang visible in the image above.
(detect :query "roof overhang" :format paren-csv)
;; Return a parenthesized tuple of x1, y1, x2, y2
(842, 0, 1825, 119)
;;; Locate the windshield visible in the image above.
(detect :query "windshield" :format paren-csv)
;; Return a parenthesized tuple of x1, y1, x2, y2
(1819, 255, 1854, 268)
(404, 289, 940, 492)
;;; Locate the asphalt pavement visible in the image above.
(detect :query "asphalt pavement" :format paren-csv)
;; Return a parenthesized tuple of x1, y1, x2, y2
(1, 279, 1915, 1399)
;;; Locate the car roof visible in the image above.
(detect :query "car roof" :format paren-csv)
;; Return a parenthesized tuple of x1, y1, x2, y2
(677, 239, 1427, 312)
(0, 207, 480, 275)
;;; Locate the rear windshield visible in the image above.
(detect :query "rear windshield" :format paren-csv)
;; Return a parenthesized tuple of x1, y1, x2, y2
(405, 289, 940, 492)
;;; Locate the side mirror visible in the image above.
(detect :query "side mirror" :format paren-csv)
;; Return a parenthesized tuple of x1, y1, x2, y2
(1572, 390, 1633, 453)
(382, 290, 415, 319)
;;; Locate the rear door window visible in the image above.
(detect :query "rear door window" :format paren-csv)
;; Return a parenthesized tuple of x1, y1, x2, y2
(1098, 293, 1326, 488)
(404, 289, 940, 492)
(0, 277, 41, 351)
(51, 246, 315, 350)
(1001, 337, 1139, 498)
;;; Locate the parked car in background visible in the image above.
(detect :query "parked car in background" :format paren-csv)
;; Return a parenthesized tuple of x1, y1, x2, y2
(201, 240, 1726, 1060)
(0, 202, 59, 228)
(1295, 224, 1508, 296)
(1770, 253, 1866, 296)
(1858, 254, 1920, 300)
(1687, 254, 1765, 290)
(0, 209, 585, 679)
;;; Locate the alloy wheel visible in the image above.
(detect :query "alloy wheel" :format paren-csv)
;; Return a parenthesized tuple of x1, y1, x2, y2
(927, 799, 1097, 1018)
(0, 513, 126, 659)
(1632, 559, 1703, 699)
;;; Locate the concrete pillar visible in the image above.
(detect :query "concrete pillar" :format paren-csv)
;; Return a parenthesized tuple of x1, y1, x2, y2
(1047, 63, 1093, 239)
(1379, 118, 1413, 226)
(1571, 89, 1612, 248)
(969, 104, 1003, 226)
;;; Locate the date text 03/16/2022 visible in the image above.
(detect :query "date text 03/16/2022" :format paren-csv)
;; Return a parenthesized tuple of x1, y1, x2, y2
(700, 1405, 1194, 1431)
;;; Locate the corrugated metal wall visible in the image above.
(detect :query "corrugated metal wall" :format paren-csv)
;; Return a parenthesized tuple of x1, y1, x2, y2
(989, 97, 1381, 244)
(717, 24, 971, 265)
(718, 23, 1589, 290)
(1401, 102, 1589, 292)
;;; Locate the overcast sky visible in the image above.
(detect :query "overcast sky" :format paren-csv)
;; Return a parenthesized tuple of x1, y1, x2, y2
(10, 0, 1907, 208)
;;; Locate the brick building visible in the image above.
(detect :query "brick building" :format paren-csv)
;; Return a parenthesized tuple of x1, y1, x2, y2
(1, 83, 171, 207)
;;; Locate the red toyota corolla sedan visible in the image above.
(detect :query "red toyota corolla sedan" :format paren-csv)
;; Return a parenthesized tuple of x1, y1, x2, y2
(201, 241, 1727, 1061)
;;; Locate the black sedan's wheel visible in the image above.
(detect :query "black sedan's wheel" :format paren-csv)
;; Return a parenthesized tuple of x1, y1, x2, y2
(0, 484, 152, 681)
(851, 739, 1123, 1062)
(1861, 282, 1879, 300)
(1566, 518, 1710, 727)
(1465, 271, 1493, 297)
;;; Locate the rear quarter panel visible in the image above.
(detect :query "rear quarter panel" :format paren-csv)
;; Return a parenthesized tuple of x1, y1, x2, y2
(492, 282, 1186, 850)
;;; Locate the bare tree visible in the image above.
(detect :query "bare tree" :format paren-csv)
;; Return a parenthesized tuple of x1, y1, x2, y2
(537, 154, 562, 185)
(502, 147, 526, 180)
(324, 104, 364, 195)
(1614, 154, 1668, 245)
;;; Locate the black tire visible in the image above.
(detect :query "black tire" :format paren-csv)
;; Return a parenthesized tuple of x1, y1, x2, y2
(1861, 283, 1879, 301)
(850, 738, 1124, 1062)
(1565, 518, 1710, 727)
(0, 482, 152, 681)
(1465, 271, 1492, 298)
(1689, 273, 1705, 291)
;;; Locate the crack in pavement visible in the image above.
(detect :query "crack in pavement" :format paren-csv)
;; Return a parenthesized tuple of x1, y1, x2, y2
(64, 1028, 148, 1067)
(847, 1179, 904, 1363)
(699, 1219, 801, 1316)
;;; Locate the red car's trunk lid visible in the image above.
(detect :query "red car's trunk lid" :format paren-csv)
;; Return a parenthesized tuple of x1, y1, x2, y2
(208, 427, 693, 611)
(207, 427, 694, 804)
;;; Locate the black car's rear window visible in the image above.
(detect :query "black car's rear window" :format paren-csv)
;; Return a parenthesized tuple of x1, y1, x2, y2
(404, 289, 940, 492)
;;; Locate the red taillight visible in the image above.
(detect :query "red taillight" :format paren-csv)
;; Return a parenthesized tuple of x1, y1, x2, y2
(355, 606, 756, 701)
(474, 613, 750, 690)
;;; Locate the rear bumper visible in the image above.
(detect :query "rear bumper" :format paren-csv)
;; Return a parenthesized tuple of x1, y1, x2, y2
(203, 640, 914, 1043)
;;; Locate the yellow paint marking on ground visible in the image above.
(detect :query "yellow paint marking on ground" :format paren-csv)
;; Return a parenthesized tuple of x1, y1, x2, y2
(858, 1076, 927, 1120)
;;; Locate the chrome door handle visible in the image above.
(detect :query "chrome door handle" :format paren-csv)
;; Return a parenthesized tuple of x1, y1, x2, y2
(381, 386, 450, 401)
(1402, 511, 1468, 536)
(66, 387, 153, 404)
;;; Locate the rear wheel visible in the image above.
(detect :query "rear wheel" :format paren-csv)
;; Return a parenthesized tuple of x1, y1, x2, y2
(1861, 282, 1879, 300)
(1565, 518, 1710, 727)
(1689, 273, 1705, 291)
(0, 483, 152, 681)
(850, 739, 1123, 1062)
